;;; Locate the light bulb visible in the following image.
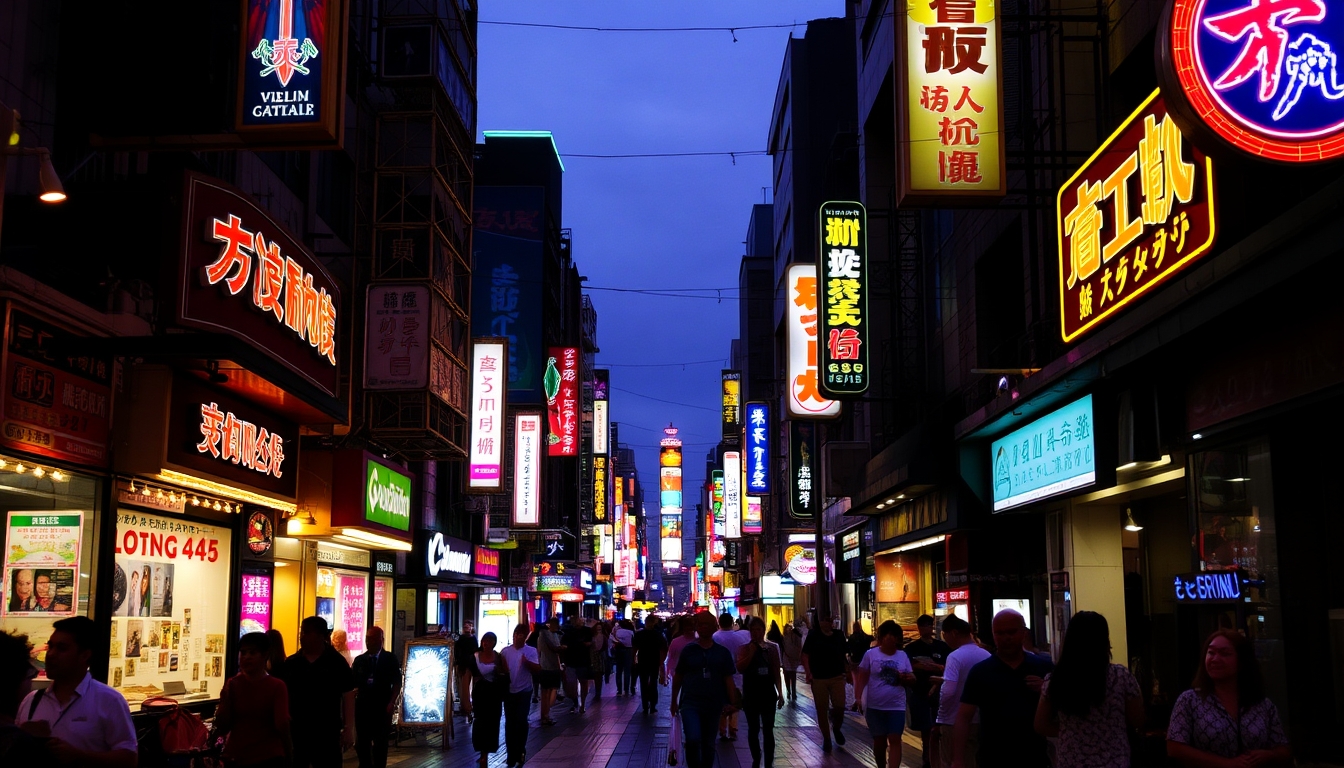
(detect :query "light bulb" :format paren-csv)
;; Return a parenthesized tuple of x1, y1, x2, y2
(142, 486, 151, 496)
(156, 489, 165, 499)
(0, 459, 8, 469)
(51, 470, 64, 481)
(213, 501, 222, 511)
(128, 479, 137, 492)
(192, 496, 201, 506)
(32, 467, 45, 478)
(15, 464, 25, 473)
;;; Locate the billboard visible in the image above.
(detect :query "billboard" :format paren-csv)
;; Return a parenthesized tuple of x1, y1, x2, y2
(472, 187, 545, 403)
(593, 370, 610, 455)
(786, 264, 841, 419)
(467, 339, 508, 490)
(237, 0, 348, 144)
(512, 412, 542, 526)
(545, 347, 579, 456)
(745, 402, 770, 494)
(659, 426, 683, 563)
(817, 202, 869, 396)
(660, 514, 682, 562)
(723, 451, 742, 540)
(721, 370, 742, 445)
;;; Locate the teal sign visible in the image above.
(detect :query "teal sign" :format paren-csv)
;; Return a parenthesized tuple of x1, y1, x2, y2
(991, 394, 1095, 512)
(365, 461, 412, 531)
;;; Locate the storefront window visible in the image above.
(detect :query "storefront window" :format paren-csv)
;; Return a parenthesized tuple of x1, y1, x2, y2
(317, 566, 368, 657)
(0, 468, 102, 659)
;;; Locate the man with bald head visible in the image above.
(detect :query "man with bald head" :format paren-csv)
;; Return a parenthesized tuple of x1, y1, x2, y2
(950, 610, 1053, 768)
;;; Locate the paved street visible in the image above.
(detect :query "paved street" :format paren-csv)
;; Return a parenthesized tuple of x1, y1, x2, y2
(366, 682, 923, 768)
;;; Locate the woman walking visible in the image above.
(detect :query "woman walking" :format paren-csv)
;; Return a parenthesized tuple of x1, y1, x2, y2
(1166, 629, 1291, 767)
(778, 619, 805, 703)
(852, 620, 914, 768)
(665, 615, 698, 766)
(735, 617, 785, 768)
(471, 631, 509, 768)
(1033, 611, 1144, 767)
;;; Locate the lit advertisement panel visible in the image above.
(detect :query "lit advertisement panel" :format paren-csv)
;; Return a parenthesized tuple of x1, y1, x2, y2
(786, 264, 841, 419)
(724, 451, 742, 540)
(659, 426, 683, 564)
(660, 514, 682, 562)
(991, 395, 1096, 512)
(468, 339, 508, 490)
(512, 412, 542, 526)
(544, 347, 579, 456)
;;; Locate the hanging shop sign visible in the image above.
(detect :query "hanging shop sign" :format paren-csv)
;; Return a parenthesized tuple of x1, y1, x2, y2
(512, 412, 542, 527)
(1, 309, 112, 467)
(364, 284, 430, 390)
(991, 394, 1096, 512)
(721, 371, 742, 445)
(363, 461, 412, 531)
(1173, 571, 1247, 603)
(743, 496, 763, 536)
(167, 376, 298, 500)
(723, 451, 743, 539)
(817, 202, 870, 396)
(1057, 90, 1217, 343)
(2, 511, 82, 617)
(789, 420, 819, 519)
(842, 529, 861, 562)
(236, 0, 348, 144)
(544, 347, 579, 456)
(711, 470, 725, 524)
(786, 264, 841, 419)
(425, 532, 472, 577)
(1159, 0, 1344, 163)
(468, 338, 508, 491)
(179, 173, 341, 399)
(782, 538, 832, 587)
(898, 0, 1006, 204)
(473, 546, 500, 581)
(593, 456, 609, 524)
(745, 402, 771, 494)
(593, 370, 610, 455)
(239, 571, 273, 635)
(329, 451, 413, 537)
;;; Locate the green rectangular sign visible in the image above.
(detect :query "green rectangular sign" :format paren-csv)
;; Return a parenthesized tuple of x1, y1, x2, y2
(365, 461, 412, 531)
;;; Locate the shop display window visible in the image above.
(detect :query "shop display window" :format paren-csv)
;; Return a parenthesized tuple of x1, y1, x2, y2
(317, 566, 368, 660)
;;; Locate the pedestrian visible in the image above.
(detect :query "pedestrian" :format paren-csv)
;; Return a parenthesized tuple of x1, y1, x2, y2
(535, 617, 563, 726)
(283, 615, 357, 768)
(15, 616, 137, 767)
(525, 623, 542, 703)
(935, 615, 990, 768)
(633, 615, 669, 716)
(500, 624, 540, 768)
(713, 612, 751, 741)
(778, 619, 804, 703)
(350, 626, 401, 768)
(0, 630, 49, 763)
(590, 619, 608, 701)
(906, 614, 952, 768)
(560, 617, 593, 712)
(801, 612, 850, 751)
(331, 629, 353, 667)
(265, 629, 287, 680)
(735, 617, 785, 768)
(1166, 629, 1291, 767)
(455, 621, 479, 722)
(670, 612, 739, 768)
(469, 632, 508, 768)
(612, 619, 635, 696)
(846, 620, 874, 668)
(666, 614, 699, 765)
(854, 620, 916, 768)
(950, 610, 1053, 768)
(216, 631, 291, 768)
(1032, 611, 1143, 768)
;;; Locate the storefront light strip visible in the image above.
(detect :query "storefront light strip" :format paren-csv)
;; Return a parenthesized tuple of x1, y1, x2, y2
(155, 469, 297, 514)
(0, 455, 71, 483)
(874, 534, 946, 556)
(335, 528, 413, 552)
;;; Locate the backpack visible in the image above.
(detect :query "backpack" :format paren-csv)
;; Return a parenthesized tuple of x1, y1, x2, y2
(141, 697, 210, 754)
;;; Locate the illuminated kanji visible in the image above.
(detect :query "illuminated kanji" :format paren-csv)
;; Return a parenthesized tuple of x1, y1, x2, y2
(207, 215, 254, 295)
(197, 402, 225, 458)
(284, 258, 306, 335)
(268, 433, 285, 477)
(825, 217, 862, 247)
(921, 85, 951, 112)
(1102, 154, 1142, 263)
(827, 248, 861, 278)
(1203, 0, 1325, 102)
(794, 373, 827, 405)
(826, 279, 862, 326)
(923, 27, 989, 74)
(828, 328, 862, 360)
(1079, 284, 1094, 319)
(1100, 268, 1116, 306)
(954, 86, 985, 113)
(251, 232, 285, 321)
(793, 276, 818, 311)
(316, 290, 336, 364)
(939, 116, 981, 146)
(939, 150, 983, 183)
(932, 0, 978, 23)
(1138, 114, 1197, 226)
(1064, 179, 1103, 289)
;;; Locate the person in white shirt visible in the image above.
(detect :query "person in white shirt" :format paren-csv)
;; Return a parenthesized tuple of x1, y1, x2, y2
(16, 616, 137, 767)
(712, 612, 752, 741)
(611, 620, 636, 696)
(935, 614, 990, 768)
(499, 624, 541, 768)
(853, 620, 916, 768)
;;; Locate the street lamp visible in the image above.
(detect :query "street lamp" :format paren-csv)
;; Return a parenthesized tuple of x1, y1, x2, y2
(0, 100, 67, 243)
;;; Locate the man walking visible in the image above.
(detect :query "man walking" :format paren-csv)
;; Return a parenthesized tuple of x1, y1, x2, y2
(670, 612, 738, 768)
(905, 614, 952, 768)
(801, 613, 849, 751)
(951, 610, 1052, 768)
(16, 616, 136, 767)
(350, 626, 401, 768)
(535, 617, 563, 726)
(560, 617, 593, 712)
(454, 621, 478, 721)
(284, 616, 357, 767)
(936, 615, 990, 768)
(712, 613, 750, 741)
(611, 619, 635, 695)
(633, 615, 668, 716)
(500, 623, 541, 767)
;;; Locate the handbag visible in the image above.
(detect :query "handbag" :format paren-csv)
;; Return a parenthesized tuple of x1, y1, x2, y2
(142, 697, 210, 754)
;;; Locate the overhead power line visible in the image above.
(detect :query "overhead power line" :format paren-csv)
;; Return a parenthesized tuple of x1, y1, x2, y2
(611, 386, 720, 413)
(600, 358, 727, 369)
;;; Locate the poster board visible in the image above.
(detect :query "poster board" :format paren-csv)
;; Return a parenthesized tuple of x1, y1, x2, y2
(396, 637, 454, 748)
(3, 511, 82, 617)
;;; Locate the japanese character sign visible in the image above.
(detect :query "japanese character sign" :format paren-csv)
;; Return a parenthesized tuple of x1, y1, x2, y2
(901, 0, 1006, 202)
(593, 456, 608, 523)
(513, 413, 542, 526)
(197, 401, 287, 478)
(745, 402, 771, 494)
(786, 264, 842, 419)
(365, 284, 429, 390)
(817, 202, 870, 396)
(469, 339, 508, 490)
(721, 371, 742, 444)
(789, 421, 818, 520)
(1162, 0, 1344, 162)
(991, 394, 1096, 512)
(544, 347, 579, 456)
(1056, 91, 1217, 343)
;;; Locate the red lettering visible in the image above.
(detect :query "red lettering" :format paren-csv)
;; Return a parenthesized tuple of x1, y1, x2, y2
(122, 530, 139, 555)
(208, 539, 219, 563)
(165, 535, 178, 559)
(195, 539, 208, 560)
(148, 533, 163, 558)
(183, 537, 194, 560)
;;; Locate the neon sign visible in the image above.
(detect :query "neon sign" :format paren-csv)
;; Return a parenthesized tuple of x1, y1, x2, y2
(197, 402, 286, 478)
(1162, 0, 1344, 162)
(1173, 571, 1244, 602)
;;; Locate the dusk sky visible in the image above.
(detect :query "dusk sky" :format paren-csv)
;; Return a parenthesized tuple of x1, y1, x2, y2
(478, 2, 843, 509)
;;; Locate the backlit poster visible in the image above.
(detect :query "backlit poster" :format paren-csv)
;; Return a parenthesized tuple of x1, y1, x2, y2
(468, 339, 508, 490)
(744, 496, 763, 536)
(2, 511, 82, 617)
(239, 571, 272, 636)
(544, 347, 579, 456)
(723, 451, 743, 540)
(513, 412, 542, 526)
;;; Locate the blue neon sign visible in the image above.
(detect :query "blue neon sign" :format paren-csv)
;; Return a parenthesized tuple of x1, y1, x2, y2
(745, 402, 771, 494)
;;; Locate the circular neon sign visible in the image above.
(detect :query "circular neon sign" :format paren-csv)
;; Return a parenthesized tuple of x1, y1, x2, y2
(1164, 0, 1344, 162)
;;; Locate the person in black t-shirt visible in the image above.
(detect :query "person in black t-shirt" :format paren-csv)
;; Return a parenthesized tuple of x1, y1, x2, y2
(560, 619, 593, 712)
(350, 626, 401, 768)
(801, 613, 850, 752)
(283, 616, 357, 768)
(904, 614, 952, 768)
(454, 622, 478, 720)
(952, 610, 1054, 768)
(632, 616, 668, 715)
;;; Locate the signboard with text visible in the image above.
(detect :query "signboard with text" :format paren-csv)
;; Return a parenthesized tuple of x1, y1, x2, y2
(472, 188, 545, 403)
(236, 0, 348, 145)
(786, 264, 840, 419)
(817, 202, 869, 396)
(721, 371, 742, 445)
(789, 421, 818, 519)
(512, 412, 542, 526)
(468, 339, 508, 490)
(724, 451, 743, 539)
(364, 285, 429, 390)
(545, 347, 579, 456)
(745, 402, 771, 494)
(2, 511, 82, 617)
(167, 376, 298, 501)
(991, 395, 1096, 512)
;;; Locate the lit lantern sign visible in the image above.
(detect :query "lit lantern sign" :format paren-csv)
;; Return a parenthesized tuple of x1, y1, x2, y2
(593, 456, 608, 523)
(237, 0, 347, 144)
(745, 402, 771, 494)
(469, 339, 508, 490)
(513, 413, 542, 526)
(197, 403, 286, 478)
(1057, 90, 1217, 343)
(786, 264, 841, 419)
(544, 347, 579, 456)
(721, 371, 742, 445)
(817, 203, 869, 396)
(899, 0, 1006, 204)
(724, 451, 743, 539)
(1160, 0, 1344, 162)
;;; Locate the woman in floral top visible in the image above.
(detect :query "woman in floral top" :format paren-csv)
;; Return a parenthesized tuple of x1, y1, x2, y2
(1167, 629, 1291, 767)
(1034, 611, 1144, 767)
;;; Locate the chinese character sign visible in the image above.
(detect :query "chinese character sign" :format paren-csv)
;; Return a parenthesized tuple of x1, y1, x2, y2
(239, 572, 272, 635)
(337, 574, 366, 652)
(723, 451, 743, 540)
(197, 402, 287, 479)
(990, 394, 1096, 512)
(1162, 0, 1344, 162)
(711, 469, 725, 524)
(593, 456, 609, 523)
(817, 202, 869, 396)
(901, 0, 1006, 202)
(544, 347, 579, 456)
(786, 264, 841, 419)
(789, 421, 818, 519)
(365, 285, 429, 390)
(472, 187, 546, 403)
(593, 370, 610, 455)
(238, 0, 345, 143)
(1056, 91, 1216, 343)
(745, 402, 771, 494)
(721, 371, 742, 444)
(469, 339, 508, 490)
(513, 413, 542, 526)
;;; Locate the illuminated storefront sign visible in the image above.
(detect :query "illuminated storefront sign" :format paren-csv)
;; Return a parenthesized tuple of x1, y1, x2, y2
(721, 371, 742, 445)
(196, 403, 286, 478)
(240, 571, 272, 635)
(544, 347, 579, 456)
(1160, 0, 1344, 163)
(1057, 90, 1217, 343)
(745, 402, 770, 494)
(593, 456, 608, 523)
(593, 370, 610, 455)
(1173, 571, 1245, 602)
(743, 496, 763, 536)
(167, 376, 299, 501)
(473, 546, 500, 580)
(468, 339, 508, 490)
(237, 0, 347, 143)
(786, 264, 841, 419)
(789, 421, 819, 519)
(711, 470, 725, 524)
(842, 530, 861, 562)
(817, 202, 869, 396)
(991, 394, 1096, 512)
(513, 413, 542, 526)
(899, 0, 1006, 203)
(426, 532, 472, 577)
(365, 461, 412, 531)
(724, 451, 743, 539)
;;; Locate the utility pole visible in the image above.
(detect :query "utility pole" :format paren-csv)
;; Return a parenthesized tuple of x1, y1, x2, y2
(814, 421, 830, 622)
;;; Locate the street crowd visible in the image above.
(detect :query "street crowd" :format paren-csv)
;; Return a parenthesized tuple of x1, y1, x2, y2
(0, 608, 1294, 768)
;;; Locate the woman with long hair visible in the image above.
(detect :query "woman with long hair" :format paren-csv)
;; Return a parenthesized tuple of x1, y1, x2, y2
(471, 631, 509, 768)
(853, 620, 914, 768)
(264, 629, 287, 680)
(127, 570, 141, 617)
(778, 619, 805, 703)
(139, 566, 152, 617)
(1167, 629, 1291, 766)
(1033, 611, 1143, 766)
